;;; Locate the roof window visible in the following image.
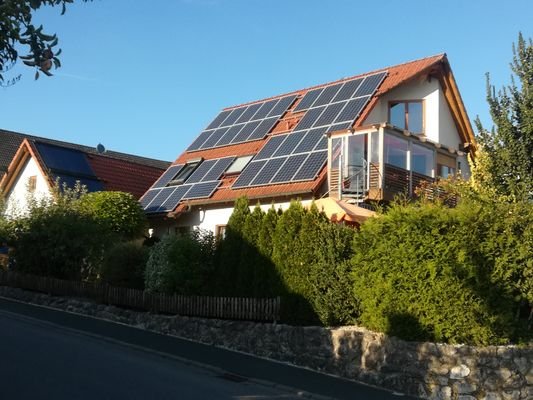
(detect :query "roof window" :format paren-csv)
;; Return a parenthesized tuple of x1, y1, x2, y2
(225, 155, 253, 174)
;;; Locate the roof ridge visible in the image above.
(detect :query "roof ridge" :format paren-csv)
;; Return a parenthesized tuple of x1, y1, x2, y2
(222, 54, 446, 111)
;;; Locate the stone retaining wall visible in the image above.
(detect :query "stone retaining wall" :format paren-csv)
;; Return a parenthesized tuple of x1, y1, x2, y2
(1, 286, 531, 400)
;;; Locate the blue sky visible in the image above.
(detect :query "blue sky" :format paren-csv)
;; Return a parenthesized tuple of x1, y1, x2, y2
(1, 0, 531, 162)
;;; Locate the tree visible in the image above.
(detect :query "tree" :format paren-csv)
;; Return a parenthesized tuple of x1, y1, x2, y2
(475, 33, 533, 201)
(0, 0, 91, 85)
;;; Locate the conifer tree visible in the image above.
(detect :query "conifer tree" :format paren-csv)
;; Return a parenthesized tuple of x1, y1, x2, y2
(475, 33, 533, 200)
(213, 196, 250, 295)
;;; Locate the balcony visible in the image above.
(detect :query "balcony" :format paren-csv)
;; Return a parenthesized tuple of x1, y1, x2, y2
(328, 124, 459, 203)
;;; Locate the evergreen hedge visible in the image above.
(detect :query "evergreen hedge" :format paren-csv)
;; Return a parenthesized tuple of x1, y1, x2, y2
(351, 199, 532, 345)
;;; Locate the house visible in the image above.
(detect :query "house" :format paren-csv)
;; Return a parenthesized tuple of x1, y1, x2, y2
(140, 54, 476, 237)
(0, 129, 170, 217)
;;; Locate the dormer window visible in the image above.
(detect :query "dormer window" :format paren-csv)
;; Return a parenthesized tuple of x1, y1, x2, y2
(389, 100, 424, 134)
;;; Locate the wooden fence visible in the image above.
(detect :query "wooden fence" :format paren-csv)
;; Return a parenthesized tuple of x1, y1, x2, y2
(0, 270, 280, 322)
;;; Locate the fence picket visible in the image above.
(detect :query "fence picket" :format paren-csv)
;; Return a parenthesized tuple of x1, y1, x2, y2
(0, 271, 279, 322)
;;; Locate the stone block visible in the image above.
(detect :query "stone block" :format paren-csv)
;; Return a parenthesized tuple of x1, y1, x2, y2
(454, 382, 477, 394)
(501, 390, 521, 400)
(457, 395, 476, 400)
(482, 393, 501, 400)
(450, 364, 471, 379)
(525, 367, 533, 385)
(512, 357, 528, 375)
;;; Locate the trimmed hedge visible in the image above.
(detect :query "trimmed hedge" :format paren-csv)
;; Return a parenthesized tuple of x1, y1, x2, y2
(351, 199, 532, 345)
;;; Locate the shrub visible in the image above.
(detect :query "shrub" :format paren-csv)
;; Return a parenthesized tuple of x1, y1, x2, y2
(79, 191, 147, 240)
(351, 200, 532, 345)
(100, 242, 148, 289)
(145, 229, 216, 295)
(11, 204, 110, 280)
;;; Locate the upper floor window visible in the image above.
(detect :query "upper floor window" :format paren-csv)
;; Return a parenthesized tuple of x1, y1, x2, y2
(27, 176, 37, 193)
(389, 100, 424, 134)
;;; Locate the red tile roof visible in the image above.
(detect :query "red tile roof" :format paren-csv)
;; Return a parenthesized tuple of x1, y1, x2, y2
(87, 153, 168, 199)
(156, 54, 451, 211)
(1, 134, 170, 200)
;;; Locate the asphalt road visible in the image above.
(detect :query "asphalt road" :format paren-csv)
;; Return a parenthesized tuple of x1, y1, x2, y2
(0, 297, 416, 400)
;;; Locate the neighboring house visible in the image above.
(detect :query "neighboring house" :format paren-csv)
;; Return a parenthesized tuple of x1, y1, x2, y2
(0, 129, 170, 217)
(140, 54, 476, 237)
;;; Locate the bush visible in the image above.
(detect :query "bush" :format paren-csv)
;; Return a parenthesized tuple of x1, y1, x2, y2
(12, 204, 110, 280)
(351, 199, 532, 345)
(100, 242, 148, 289)
(145, 229, 216, 295)
(79, 191, 147, 240)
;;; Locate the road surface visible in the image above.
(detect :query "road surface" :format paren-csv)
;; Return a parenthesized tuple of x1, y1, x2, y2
(0, 297, 415, 399)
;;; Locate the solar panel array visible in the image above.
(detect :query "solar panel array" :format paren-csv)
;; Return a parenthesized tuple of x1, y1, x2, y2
(231, 72, 387, 189)
(233, 127, 328, 188)
(187, 94, 297, 152)
(292, 71, 387, 133)
(145, 70, 388, 206)
(35, 142, 104, 192)
(142, 156, 235, 213)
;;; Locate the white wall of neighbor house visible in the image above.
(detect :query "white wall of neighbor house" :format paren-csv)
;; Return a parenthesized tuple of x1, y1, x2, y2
(4, 157, 51, 218)
(150, 199, 314, 237)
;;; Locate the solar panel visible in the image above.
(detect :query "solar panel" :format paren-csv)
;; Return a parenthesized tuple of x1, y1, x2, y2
(221, 107, 247, 127)
(293, 127, 326, 153)
(185, 159, 217, 184)
(152, 165, 183, 188)
(247, 116, 278, 141)
(145, 187, 175, 213)
(231, 120, 261, 144)
(313, 135, 328, 151)
(312, 83, 343, 108)
(187, 130, 214, 152)
(235, 103, 262, 124)
(250, 157, 287, 186)
(271, 153, 308, 183)
(216, 124, 244, 147)
(254, 135, 286, 160)
(354, 72, 387, 97)
(202, 157, 235, 181)
(53, 174, 103, 192)
(233, 160, 267, 188)
(140, 189, 160, 209)
(36, 142, 95, 177)
(326, 122, 353, 133)
(332, 78, 363, 103)
(206, 110, 231, 130)
(182, 181, 220, 200)
(158, 184, 192, 212)
(252, 99, 278, 120)
(313, 102, 345, 128)
(200, 127, 228, 149)
(294, 106, 326, 131)
(292, 151, 328, 181)
(334, 96, 370, 124)
(267, 95, 297, 117)
(272, 130, 306, 157)
(293, 88, 323, 112)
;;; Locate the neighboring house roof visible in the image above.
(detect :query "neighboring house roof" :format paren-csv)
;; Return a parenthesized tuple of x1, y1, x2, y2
(1, 132, 170, 199)
(0, 129, 169, 172)
(141, 54, 476, 215)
